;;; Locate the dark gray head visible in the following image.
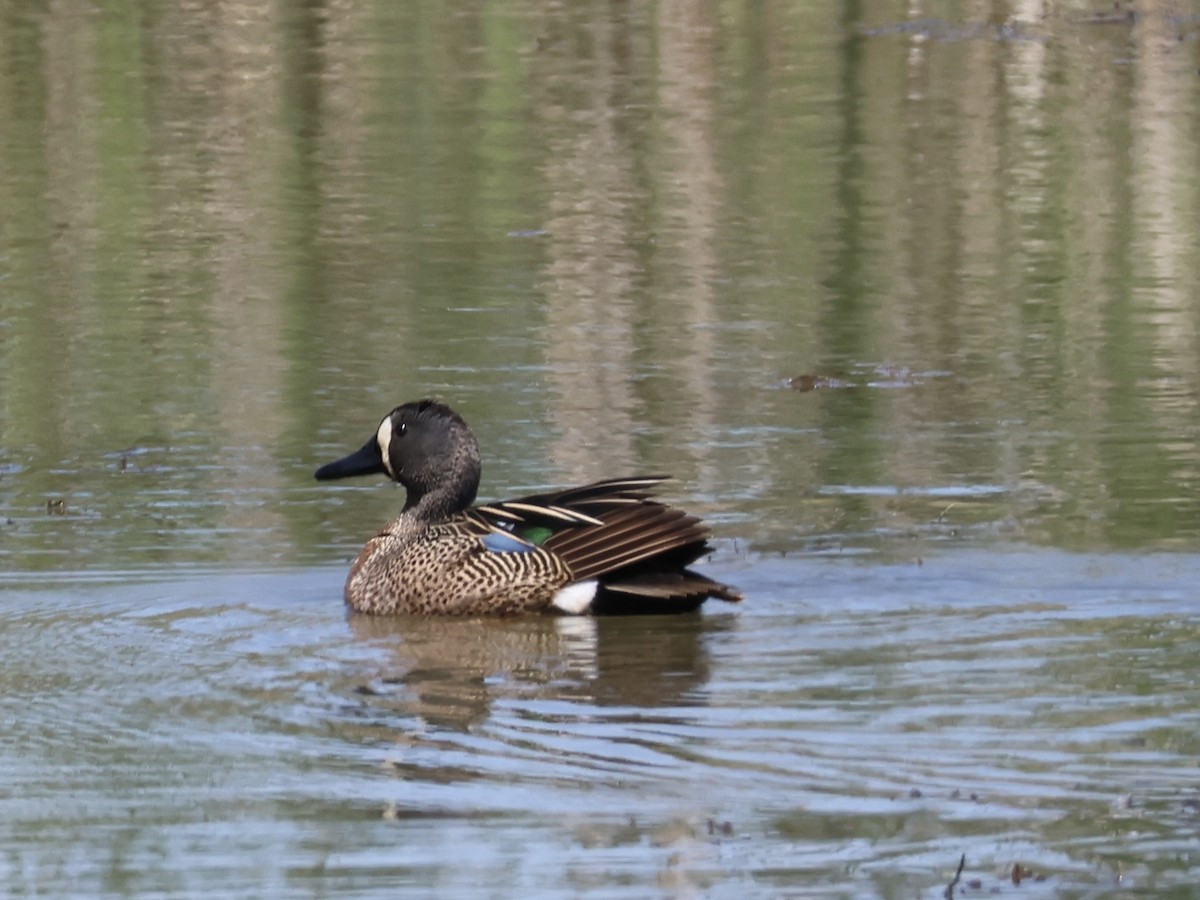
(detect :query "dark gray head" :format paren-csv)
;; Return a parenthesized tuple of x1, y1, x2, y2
(315, 399, 481, 516)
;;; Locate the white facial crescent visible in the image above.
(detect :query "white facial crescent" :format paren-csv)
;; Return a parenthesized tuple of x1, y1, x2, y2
(376, 416, 396, 478)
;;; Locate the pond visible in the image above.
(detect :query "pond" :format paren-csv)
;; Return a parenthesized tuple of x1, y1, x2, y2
(2, 1, 1199, 896)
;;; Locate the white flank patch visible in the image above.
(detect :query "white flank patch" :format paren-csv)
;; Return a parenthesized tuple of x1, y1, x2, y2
(376, 415, 395, 478)
(550, 580, 598, 615)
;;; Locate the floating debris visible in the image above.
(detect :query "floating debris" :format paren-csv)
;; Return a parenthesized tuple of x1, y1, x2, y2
(856, 18, 1045, 43)
(1009, 862, 1048, 884)
(1081, 2, 1138, 25)
(944, 854, 1048, 897)
(706, 818, 733, 836)
(785, 365, 952, 392)
(787, 374, 852, 391)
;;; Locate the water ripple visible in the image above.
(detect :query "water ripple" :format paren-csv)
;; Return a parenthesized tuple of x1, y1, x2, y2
(1, 552, 1198, 896)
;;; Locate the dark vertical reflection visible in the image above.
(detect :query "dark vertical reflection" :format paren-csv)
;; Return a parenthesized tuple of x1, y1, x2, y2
(818, 0, 877, 523)
(277, 0, 331, 475)
(0, 3, 60, 454)
(823, 0, 869, 365)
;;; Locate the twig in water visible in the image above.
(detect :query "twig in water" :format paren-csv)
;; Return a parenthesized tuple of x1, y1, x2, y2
(944, 853, 966, 899)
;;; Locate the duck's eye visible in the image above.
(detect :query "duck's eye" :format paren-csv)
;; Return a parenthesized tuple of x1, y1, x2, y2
(397, 422, 407, 437)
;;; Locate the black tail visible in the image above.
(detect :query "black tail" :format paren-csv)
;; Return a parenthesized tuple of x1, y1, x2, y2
(544, 497, 742, 613)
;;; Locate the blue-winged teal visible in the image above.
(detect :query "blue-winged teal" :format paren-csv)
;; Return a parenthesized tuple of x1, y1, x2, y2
(315, 399, 742, 616)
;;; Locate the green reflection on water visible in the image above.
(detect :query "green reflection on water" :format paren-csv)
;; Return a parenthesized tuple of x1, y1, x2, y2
(2, 2, 1200, 572)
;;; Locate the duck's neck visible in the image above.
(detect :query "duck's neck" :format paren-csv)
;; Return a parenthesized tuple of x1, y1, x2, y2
(403, 488, 456, 521)
(401, 466, 480, 522)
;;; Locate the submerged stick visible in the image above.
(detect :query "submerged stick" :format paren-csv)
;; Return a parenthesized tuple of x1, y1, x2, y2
(943, 853, 966, 899)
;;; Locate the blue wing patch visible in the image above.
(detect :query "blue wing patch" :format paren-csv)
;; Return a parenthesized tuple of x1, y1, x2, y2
(481, 531, 537, 554)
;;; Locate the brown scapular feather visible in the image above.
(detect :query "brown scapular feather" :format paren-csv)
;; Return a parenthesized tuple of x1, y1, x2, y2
(557, 521, 707, 576)
(468, 476, 671, 532)
(545, 502, 715, 584)
(513, 476, 669, 510)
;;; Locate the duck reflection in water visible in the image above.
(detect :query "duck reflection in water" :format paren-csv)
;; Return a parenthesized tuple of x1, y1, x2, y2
(346, 612, 737, 733)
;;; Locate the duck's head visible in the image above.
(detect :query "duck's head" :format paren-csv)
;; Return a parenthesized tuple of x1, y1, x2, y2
(315, 399, 481, 514)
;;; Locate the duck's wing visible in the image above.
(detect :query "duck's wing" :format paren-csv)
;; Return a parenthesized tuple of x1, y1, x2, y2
(464, 476, 671, 537)
(462, 476, 742, 611)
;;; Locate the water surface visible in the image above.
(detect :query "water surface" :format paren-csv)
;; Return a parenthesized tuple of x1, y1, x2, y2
(2, 553, 1198, 897)
(2, 0, 1200, 896)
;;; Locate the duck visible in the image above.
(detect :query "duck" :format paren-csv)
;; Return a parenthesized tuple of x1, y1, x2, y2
(314, 399, 742, 616)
